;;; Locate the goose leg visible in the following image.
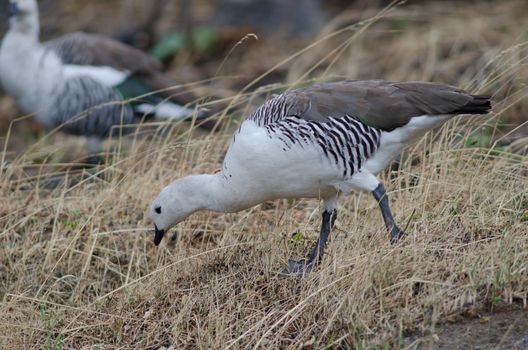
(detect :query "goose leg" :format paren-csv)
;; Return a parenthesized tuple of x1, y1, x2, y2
(372, 183, 405, 243)
(284, 209, 337, 277)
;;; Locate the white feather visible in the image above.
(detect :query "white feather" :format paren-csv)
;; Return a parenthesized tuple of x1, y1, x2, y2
(365, 114, 451, 175)
(136, 102, 195, 121)
(220, 120, 341, 208)
(63, 64, 129, 87)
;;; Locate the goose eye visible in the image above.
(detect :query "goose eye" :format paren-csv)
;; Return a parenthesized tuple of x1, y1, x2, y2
(155, 206, 162, 214)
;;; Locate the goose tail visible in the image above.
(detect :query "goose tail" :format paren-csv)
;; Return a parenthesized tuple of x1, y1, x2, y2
(453, 94, 492, 115)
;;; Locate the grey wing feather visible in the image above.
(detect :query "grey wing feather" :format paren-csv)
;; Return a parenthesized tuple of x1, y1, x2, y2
(47, 76, 135, 137)
(252, 80, 490, 131)
(44, 32, 162, 74)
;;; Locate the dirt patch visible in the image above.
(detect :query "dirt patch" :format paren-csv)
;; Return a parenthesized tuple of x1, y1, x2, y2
(406, 309, 528, 349)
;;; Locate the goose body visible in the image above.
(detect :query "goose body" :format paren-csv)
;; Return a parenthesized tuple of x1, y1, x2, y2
(150, 80, 491, 275)
(0, 0, 201, 140)
(221, 115, 379, 206)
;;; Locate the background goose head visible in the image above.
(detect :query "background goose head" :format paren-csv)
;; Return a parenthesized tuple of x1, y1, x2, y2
(7, 0, 39, 36)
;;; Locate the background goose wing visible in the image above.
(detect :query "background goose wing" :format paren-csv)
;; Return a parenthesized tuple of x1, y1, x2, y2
(45, 32, 199, 105)
(44, 32, 162, 74)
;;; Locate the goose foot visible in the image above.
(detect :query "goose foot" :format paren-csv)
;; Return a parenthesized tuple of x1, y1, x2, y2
(280, 258, 316, 277)
(280, 209, 336, 277)
(390, 226, 406, 244)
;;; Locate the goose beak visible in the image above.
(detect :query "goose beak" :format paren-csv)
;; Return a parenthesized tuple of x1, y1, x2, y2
(8, 3, 18, 17)
(154, 224, 165, 246)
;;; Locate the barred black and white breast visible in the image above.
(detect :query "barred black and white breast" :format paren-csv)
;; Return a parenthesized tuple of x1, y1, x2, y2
(248, 92, 382, 178)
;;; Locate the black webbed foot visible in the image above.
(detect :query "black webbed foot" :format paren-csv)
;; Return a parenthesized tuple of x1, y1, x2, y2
(280, 258, 316, 277)
(280, 208, 336, 277)
(389, 225, 406, 244)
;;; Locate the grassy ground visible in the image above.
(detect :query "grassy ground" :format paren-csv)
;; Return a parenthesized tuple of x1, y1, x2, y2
(1, 1, 527, 349)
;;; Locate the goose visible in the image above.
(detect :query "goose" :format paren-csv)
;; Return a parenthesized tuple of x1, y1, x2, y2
(0, 0, 206, 156)
(149, 80, 491, 276)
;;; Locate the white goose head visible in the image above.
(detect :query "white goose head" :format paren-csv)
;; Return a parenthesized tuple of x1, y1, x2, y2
(149, 174, 218, 245)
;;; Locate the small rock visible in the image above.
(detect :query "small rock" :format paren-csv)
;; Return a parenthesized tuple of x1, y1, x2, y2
(143, 309, 153, 319)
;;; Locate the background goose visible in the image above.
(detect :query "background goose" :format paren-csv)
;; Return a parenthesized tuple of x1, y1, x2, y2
(149, 79, 491, 276)
(0, 0, 206, 153)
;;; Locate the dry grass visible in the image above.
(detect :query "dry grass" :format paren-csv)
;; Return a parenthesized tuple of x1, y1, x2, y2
(1, 1, 528, 349)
